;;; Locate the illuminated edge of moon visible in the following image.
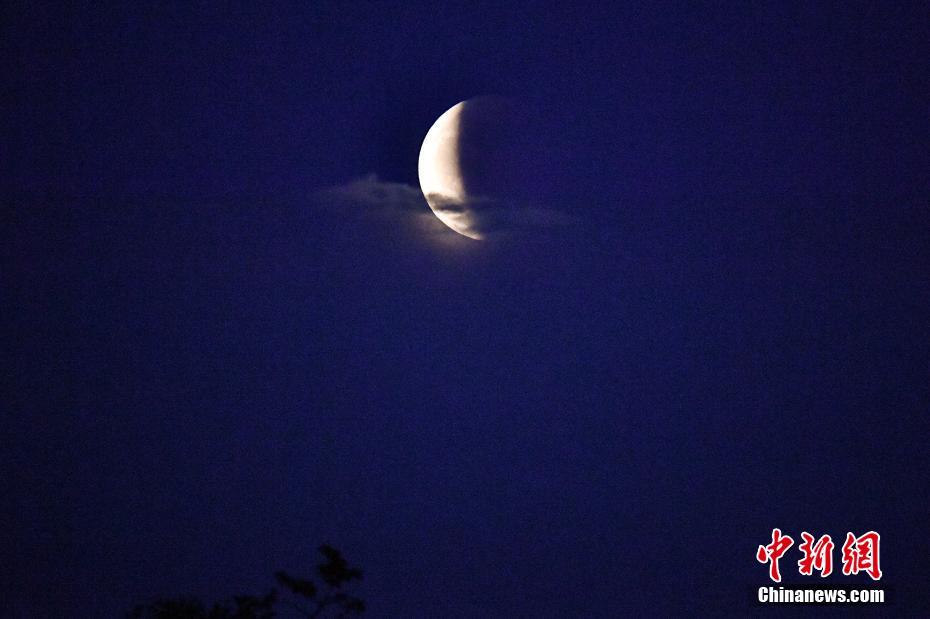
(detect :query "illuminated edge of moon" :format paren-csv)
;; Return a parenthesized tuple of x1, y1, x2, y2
(417, 101, 482, 240)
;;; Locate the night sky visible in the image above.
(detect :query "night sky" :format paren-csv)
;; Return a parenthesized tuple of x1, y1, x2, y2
(3, 2, 929, 616)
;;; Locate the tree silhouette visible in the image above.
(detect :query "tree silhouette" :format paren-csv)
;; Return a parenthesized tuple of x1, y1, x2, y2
(127, 545, 364, 619)
(275, 545, 364, 618)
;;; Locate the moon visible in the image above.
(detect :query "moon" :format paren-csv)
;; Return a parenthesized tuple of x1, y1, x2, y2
(417, 100, 480, 239)
(418, 97, 565, 241)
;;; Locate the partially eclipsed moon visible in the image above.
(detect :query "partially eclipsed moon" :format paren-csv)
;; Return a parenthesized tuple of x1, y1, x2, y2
(417, 101, 481, 240)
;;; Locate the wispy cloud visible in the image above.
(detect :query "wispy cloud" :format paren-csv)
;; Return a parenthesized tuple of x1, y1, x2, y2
(314, 174, 460, 243)
(317, 174, 425, 213)
(425, 192, 577, 240)
(316, 174, 580, 243)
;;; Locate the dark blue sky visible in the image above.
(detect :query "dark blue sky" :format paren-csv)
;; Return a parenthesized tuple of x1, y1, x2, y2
(3, 2, 929, 616)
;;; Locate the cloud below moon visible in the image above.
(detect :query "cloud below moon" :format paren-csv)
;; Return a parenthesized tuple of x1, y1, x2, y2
(316, 174, 580, 244)
(425, 191, 578, 239)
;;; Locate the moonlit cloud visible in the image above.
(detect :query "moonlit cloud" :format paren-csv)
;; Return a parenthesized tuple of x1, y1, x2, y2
(317, 174, 580, 243)
(313, 174, 460, 244)
(317, 174, 425, 213)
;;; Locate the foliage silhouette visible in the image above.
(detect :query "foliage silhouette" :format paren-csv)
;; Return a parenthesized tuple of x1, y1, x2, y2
(276, 545, 364, 618)
(128, 545, 363, 618)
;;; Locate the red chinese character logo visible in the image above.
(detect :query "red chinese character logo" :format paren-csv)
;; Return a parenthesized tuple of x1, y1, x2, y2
(841, 531, 882, 580)
(797, 532, 834, 577)
(757, 528, 794, 582)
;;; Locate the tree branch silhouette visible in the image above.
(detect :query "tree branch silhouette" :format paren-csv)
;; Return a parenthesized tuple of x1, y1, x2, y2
(276, 545, 364, 618)
(127, 545, 363, 618)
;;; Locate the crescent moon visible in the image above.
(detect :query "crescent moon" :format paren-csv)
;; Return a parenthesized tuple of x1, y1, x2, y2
(418, 101, 482, 240)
